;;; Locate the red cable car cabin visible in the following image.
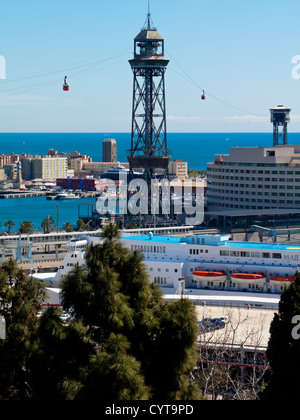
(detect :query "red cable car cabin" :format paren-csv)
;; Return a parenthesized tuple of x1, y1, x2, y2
(63, 76, 69, 91)
(201, 90, 205, 100)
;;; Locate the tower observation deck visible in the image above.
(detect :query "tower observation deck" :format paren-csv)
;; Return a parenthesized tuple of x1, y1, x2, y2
(270, 105, 291, 146)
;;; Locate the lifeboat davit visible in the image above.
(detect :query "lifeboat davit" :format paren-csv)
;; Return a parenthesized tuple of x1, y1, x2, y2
(192, 270, 227, 283)
(269, 275, 294, 286)
(230, 272, 266, 284)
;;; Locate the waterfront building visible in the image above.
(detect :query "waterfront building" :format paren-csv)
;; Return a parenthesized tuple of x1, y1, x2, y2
(206, 145, 300, 226)
(102, 138, 117, 163)
(56, 177, 106, 192)
(0, 169, 6, 181)
(168, 160, 188, 180)
(70, 159, 130, 179)
(31, 157, 67, 180)
(3, 164, 18, 180)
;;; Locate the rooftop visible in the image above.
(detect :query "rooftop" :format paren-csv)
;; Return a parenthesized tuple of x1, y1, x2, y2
(122, 234, 300, 252)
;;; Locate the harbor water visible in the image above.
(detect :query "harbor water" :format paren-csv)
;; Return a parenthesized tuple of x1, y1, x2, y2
(0, 195, 97, 232)
(1, 132, 300, 230)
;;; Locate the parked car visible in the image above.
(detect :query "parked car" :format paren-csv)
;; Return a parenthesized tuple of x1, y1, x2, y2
(210, 318, 226, 330)
(197, 317, 226, 334)
(219, 316, 229, 324)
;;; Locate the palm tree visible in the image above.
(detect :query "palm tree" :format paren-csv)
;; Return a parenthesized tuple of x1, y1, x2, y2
(63, 222, 74, 232)
(77, 219, 86, 231)
(41, 216, 56, 234)
(19, 220, 34, 234)
(3, 220, 15, 235)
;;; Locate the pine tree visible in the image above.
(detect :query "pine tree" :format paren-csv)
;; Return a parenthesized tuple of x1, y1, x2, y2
(61, 223, 201, 400)
(0, 261, 46, 399)
(29, 307, 93, 400)
(77, 333, 150, 401)
(262, 272, 300, 400)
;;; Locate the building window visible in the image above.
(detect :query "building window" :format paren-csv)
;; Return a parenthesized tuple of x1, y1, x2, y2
(262, 253, 270, 258)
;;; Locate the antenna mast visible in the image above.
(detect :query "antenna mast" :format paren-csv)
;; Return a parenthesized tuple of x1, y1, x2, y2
(147, 0, 151, 29)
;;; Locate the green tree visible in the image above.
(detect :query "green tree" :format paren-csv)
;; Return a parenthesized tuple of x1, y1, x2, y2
(77, 219, 86, 231)
(63, 222, 74, 232)
(61, 223, 201, 400)
(77, 333, 150, 400)
(41, 216, 56, 234)
(0, 261, 46, 400)
(261, 272, 300, 400)
(29, 307, 93, 400)
(3, 220, 15, 234)
(19, 220, 34, 234)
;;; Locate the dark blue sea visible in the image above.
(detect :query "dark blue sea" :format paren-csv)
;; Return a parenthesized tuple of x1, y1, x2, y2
(4, 132, 300, 170)
(0, 132, 300, 231)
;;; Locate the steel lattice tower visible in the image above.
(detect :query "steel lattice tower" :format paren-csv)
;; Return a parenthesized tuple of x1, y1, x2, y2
(127, 10, 174, 225)
(128, 11, 171, 182)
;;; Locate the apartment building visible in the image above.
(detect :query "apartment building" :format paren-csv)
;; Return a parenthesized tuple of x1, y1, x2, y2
(22, 157, 67, 180)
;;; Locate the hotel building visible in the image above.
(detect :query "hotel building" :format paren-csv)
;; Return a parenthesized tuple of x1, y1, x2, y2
(207, 145, 300, 211)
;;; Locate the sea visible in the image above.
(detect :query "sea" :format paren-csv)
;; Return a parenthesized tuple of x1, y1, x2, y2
(1, 132, 300, 231)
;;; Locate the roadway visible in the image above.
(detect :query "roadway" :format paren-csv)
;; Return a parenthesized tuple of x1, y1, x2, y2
(163, 288, 279, 349)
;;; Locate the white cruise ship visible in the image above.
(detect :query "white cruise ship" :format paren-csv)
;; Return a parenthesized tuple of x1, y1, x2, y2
(49, 232, 300, 295)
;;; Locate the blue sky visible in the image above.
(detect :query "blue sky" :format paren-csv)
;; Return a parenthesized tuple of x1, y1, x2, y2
(0, 0, 300, 133)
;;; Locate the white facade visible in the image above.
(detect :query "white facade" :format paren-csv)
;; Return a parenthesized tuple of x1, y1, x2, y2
(52, 233, 300, 295)
(123, 234, 299, 294)
(207, 145, 300, 211)
(23, 157, 68, 181)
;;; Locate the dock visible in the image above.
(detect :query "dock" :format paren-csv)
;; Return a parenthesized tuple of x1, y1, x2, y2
(0, 190, 47, 199)
(0, 190, 101, 200)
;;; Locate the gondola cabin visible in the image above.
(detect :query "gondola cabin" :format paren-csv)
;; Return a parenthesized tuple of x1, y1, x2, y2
(63, 76, 69, 91)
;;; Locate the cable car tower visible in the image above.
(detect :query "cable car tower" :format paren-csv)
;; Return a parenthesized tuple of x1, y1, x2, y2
(127, 6, 173, 225)
(270, 105, 291, 146)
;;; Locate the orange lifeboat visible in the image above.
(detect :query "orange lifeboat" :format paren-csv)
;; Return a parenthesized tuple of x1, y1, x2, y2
(192, 270, 227, 283)
(269, 275, 294, 286)
(230, 272, 266, 284)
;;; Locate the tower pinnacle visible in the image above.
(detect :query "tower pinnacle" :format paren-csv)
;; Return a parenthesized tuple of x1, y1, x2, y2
(144, 0, 156, 31)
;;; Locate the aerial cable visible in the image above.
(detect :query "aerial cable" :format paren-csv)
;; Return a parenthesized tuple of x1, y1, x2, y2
(5, 48, 131, 83)
(166, 48, 252, 116)
(0, 49, 131, 94)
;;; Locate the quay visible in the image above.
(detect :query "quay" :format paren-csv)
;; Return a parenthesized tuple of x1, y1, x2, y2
(0, 190, 47, 199)
(46, 191, 101, 200)
(0, 190, 102, 200)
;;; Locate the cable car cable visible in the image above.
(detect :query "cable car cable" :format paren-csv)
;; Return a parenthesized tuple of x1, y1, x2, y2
(166, 48, 253, 115)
